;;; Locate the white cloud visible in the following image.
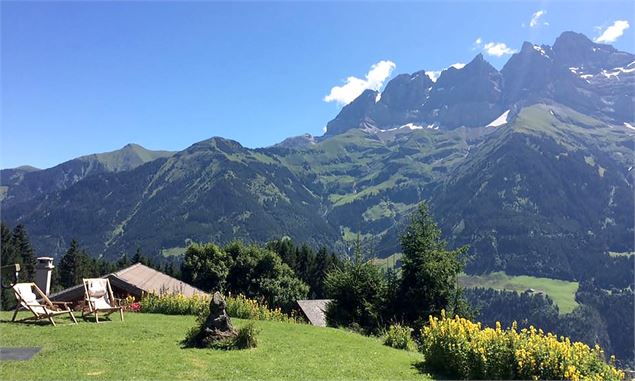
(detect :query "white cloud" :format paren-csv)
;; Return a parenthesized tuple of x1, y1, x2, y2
(529, 10, 547, 28)
(594, 20, 630, 43)
(483, 42, 516, 57)
(425, 63, 465, 82)
(474, 38, 516, 57)
(324, 60, 396, 106)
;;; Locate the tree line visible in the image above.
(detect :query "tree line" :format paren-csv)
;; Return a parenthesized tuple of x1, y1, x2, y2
(179, 239, 342, 311)
(0, 222, 177, 310)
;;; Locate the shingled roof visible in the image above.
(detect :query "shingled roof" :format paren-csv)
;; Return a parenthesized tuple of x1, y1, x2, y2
(296, 299, 331, 327)
(49, 263, 206, 302)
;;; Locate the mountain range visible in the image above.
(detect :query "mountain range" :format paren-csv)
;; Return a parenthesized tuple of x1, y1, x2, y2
(2, 31, 633, 285)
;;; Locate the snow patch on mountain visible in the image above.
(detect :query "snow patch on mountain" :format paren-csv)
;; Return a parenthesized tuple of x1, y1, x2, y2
(533, 45, 549, 57)
(378, 123, 438, 133)
(600, 65, 635, 79)
(487, 110, 510, 127)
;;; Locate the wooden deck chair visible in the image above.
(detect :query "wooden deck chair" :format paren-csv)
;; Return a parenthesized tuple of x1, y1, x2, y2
(11, 283, 77, 326)
(82, 278, 124, 322)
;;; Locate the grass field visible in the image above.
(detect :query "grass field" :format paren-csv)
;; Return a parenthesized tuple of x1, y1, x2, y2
(372, 253, 403, 271)
(0, 312, 431, 381)
(459, 272, 579, 314)
(608, 251, 634, 258)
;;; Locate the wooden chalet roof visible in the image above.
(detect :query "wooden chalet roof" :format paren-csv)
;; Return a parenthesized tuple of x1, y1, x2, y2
(49, 263, 207, 302)
(296, 299, 331, 327)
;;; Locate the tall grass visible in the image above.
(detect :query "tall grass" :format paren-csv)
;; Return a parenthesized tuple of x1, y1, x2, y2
(139, 293, 300, 323)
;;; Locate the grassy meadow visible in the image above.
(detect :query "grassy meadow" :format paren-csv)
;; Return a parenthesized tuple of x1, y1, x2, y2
(0, 312, 430, 381)
(372, 254, 579, 314)
(459, 271, 579, 314)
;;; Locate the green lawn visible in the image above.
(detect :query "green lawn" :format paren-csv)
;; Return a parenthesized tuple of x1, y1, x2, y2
(0, 312, 431, 381)
(459, 271, 579, 314)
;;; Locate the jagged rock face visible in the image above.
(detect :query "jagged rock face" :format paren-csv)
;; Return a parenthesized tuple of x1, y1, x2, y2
(501, 42, 555, 105)
(426, 54, 504, 128)
(322, 31, 634, 136)
(501, 32, 635, 124)
(378, 71, 433, 112)
(367, 71, 435, 127)
(552, 31, 629, 71)
(324, 55, 507, 134)
(324, 89, 379, 136)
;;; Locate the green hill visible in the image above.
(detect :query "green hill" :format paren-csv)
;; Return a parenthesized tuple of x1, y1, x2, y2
(0, 312, 430, 380)
(3, 104, 633, 288)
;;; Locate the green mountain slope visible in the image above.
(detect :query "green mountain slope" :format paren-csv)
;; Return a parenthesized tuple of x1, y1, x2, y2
(432, 104, 633, 281)
(3, 103, 632, 288)
(0, 143, 174, 206)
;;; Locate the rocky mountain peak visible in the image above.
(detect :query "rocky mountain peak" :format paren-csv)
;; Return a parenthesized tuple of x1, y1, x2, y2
(324, 89, 379, 136)
(322, 30, 632, 137)
(377, 70, 434, 112)
(551, 31, 629, 71)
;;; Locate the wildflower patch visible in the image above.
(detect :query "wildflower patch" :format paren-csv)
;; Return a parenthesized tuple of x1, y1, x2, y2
(420, 311, 624, 380)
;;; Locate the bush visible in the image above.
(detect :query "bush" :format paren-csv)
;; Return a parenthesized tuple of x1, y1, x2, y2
(234, 322, 259, 349)
(139, 293, 299, 323)
(420, 311, 624, 380)
(183, 312, 259, 350)
(383, 324, 416, 351)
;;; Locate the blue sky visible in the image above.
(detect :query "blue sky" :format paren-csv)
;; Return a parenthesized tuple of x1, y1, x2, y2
(2, 1, 633, 169)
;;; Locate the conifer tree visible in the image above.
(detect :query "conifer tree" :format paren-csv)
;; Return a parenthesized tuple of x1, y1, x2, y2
(11, 224, 36, 281)
(396, 202, 469, 326)
(116, 253, 130, 270)
(58, 239, 92, 288)
(132, 247, 148, 265)
(1, 223, 18, 309)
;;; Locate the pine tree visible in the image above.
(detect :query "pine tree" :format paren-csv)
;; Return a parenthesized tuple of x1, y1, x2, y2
(1, 223, 19, 310)
(132, 247, 148, 265)
(58, 240, 92, 288)
(396, 202, 469, 326)
(11, 224, 36, 281)
(116, 253, 130, 270)
(324, 234, 387, 333)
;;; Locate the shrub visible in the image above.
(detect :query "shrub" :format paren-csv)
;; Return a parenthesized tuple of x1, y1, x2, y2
(183, 312, 259, 350)
(234, 322, 259, 349)
(383, 324, 416, 351)
(139, 293, 208, 316)
(420, 311, 624, 380)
